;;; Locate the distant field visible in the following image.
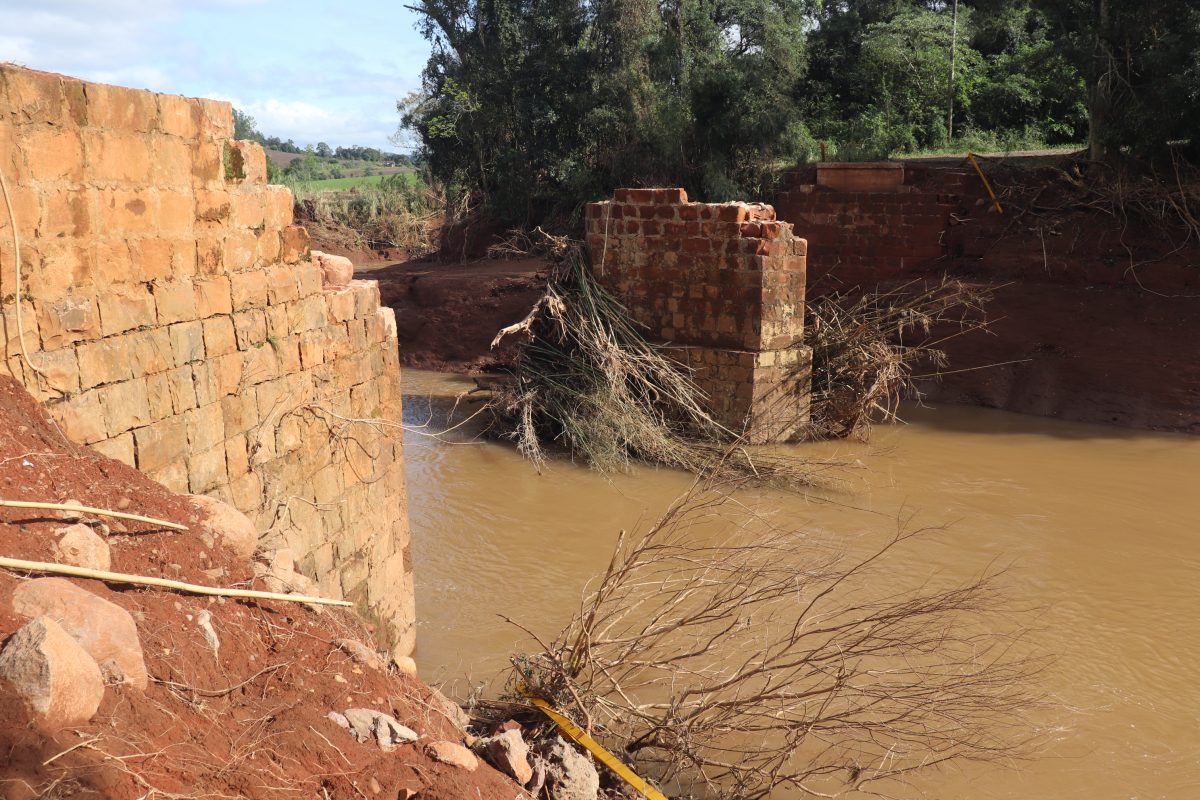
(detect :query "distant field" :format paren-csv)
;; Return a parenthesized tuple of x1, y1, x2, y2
(288, 172, 420, 192)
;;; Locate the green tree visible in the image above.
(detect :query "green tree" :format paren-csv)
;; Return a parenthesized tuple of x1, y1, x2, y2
(315, 141, 333, 158)
(403, 0, 818, 226)
(232, 108, 263, 142)
(1035, 0, 1200, 162)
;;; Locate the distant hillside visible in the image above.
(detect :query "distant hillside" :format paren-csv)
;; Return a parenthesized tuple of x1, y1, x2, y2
(266, 149, 305, 167)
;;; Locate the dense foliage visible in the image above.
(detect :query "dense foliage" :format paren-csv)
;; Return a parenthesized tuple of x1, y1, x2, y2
(400, 0, 1195, 224)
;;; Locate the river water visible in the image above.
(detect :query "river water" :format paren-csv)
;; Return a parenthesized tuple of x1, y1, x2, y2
(401, 369, 1200, 799)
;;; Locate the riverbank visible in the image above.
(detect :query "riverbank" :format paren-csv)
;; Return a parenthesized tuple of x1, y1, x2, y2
(0, 375, 535, 800)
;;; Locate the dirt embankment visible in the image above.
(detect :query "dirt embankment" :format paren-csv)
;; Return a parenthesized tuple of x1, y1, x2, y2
(360, 257, 550, 374)
(923, 174, 1200, 432)
(0, 376, 521, 800)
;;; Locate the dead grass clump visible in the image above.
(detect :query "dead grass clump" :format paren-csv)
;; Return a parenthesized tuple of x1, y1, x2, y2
(508, 483, 1046, 800)
(804, 278, 993, 440)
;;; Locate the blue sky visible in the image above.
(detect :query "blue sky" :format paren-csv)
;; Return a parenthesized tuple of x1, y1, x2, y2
(0, 0, 432, 151)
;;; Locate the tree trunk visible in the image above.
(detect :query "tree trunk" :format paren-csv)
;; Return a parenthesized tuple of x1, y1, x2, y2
(1088, 0, 1111, 162)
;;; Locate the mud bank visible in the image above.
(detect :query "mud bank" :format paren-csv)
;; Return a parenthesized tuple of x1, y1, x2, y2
(360, 257, 549, 373)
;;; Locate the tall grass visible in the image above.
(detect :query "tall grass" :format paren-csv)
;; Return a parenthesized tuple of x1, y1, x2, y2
(292, 174, 443, 254)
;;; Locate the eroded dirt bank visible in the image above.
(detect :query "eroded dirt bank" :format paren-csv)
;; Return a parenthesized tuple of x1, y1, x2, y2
(359, 257, 549, 374)
(0, 376, 522, 800)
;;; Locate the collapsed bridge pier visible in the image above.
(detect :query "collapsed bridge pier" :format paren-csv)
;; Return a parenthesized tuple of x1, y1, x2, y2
(585, 188, 811, 444)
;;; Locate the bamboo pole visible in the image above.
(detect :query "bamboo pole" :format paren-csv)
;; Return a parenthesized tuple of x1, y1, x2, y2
(0, 556, 353, 607)
(0, 499, 188, 531)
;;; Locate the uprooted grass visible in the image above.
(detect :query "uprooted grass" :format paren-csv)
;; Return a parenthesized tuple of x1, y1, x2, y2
(486, 234, 837, 487)
(803, 278, 995, 440)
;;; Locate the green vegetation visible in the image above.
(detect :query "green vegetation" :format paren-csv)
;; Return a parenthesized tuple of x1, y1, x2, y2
(402, 0, 1199, 227)
(293, 174, 442, 253)
(285, 173, 418, 192)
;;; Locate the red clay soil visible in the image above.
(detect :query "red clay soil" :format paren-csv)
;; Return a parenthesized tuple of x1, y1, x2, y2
(360, 257, 549, 374)
(0, 376, 521, 800)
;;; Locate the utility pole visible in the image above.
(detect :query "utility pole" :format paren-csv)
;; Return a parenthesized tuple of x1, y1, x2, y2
(948, 0, 959, 143)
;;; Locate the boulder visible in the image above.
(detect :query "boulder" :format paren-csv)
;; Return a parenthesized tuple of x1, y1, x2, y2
(344, 708, 419, 752)
(425, 740, 478, 771)
(254, 548, 317, 595)
(391, 649, 417, 676)
(11, 578, 148, 689)
(477, 728, 534, 785)
(334, 638, 383, 671)
(313, 251, 354, 289)
(543, 737, 599, 800)
(52, 523, 111, 571)
(0, 617, 105, 728)
(189, 494, 257, 559)
(426, 685, 471, 733)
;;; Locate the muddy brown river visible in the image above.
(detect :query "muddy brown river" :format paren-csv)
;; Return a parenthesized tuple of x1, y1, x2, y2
(401, 369, 1200, 799)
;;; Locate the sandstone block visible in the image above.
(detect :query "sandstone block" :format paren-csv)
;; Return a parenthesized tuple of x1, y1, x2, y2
(36, 296, 101, 349)
(201, 315, 237, 356)
(87, 80, 159, 132)
(156, 93, 200, 139)
(22, 126, 85, 181)
(11, 578, 148, 689)
(189, 494, 257, 558)
(98, 379, 151, 436)
(194, 275, 233, 317)
(0, 617, 105, 729)
(99, 286, 156, 337)
(169, 319, 205, 366)
(52, 524, 112, 571)
(425, 741, 478, 771)
(312, 251, 354, 289)
(133, 416, 187, 473)
(479, 729, 534, 785)
(53, 389, 107, 444)
(127, 328, 174, 376)
(230, 269, 269, 311)
(188, 445, 227, 495)
(281, 226, 311, 265)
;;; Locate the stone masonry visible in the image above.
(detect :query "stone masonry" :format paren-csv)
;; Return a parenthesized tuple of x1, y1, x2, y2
(0, 66, 413, 654)
(585, 188, 811, 443)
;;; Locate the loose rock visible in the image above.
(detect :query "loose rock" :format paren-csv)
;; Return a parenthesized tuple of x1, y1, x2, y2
(477, 728, 534, 785)
(52, 523, 111, 571)
(425, 740, 479, 771)
(344, 708, 419, 752)
(542, 737, 600, 800)
(0, 616, 105, 728)
(188, 494, 257, 559)
(11, 578, 148, 689)
(392, 651, 417, 676)
(335, 638, 383, 671)
(426, 685, 471, 733)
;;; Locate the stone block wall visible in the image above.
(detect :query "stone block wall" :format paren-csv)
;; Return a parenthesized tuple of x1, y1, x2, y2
(584, 188, 810, 443)
(0, 66, 413, 654)
(775, 164, 975, 288)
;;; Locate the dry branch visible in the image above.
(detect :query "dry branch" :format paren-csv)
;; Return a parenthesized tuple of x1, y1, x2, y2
(0, 557, 352, 607)
(506, 483, 1046, 800)
(0, 498, 188, 531)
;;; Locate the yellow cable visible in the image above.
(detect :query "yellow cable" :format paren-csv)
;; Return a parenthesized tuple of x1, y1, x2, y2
(523, 690, 669, 800)
(966, 153, 1004, 214)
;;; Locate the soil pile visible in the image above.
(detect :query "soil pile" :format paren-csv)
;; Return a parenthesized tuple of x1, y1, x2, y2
(0, 376, 521, 800)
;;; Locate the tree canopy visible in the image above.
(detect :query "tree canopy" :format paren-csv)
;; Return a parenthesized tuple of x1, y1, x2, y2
(400, 0, 1198, 225)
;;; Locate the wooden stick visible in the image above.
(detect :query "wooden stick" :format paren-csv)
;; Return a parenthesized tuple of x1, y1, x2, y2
(0, 499, 188, 531)
(0, 557, 352, 607)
